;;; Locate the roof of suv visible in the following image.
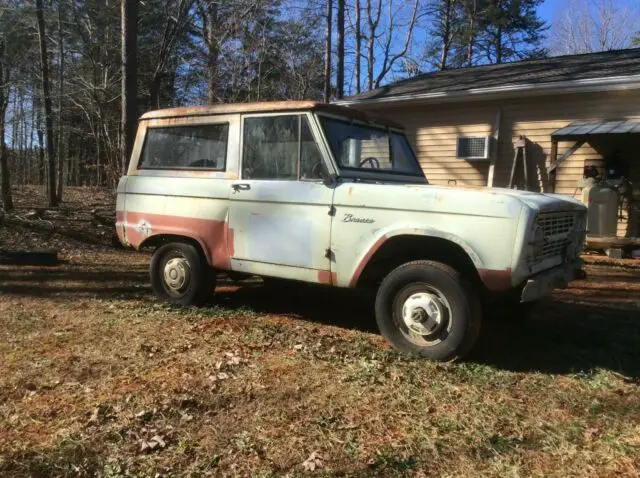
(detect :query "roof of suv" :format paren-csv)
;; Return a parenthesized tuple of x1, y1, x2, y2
(139, 101, 403, 128)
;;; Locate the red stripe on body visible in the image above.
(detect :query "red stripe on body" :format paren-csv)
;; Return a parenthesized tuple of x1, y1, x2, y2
(123, 211, 234, 270)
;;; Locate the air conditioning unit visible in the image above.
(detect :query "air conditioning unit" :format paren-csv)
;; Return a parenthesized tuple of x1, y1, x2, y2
(456, 136, 493, 160)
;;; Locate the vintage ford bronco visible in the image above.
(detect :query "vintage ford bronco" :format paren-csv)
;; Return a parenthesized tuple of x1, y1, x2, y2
(116, 101, 587, 360)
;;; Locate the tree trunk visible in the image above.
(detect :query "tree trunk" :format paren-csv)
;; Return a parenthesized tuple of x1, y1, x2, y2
(121, 0, 138, 173)
(36, 0, 57, 207)
(466, 0, 476, 66)
(0, 121, 11, 211)
(206, 1, 219, 105)
(336, 0, 345, 98)
(56, 2, 64, 202)
(355, 0, 361, 94)
(323, 0, 332, 102)
(0, 39, 11, 210)
(36, 101, 45, 186)
(150, 75, 162, 110)
(366, 0, 379, 91)
(439, 0, 453, 70)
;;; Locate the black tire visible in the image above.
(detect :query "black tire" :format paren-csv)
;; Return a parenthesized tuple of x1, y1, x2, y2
(150, 242, 216, 306)
(374, 260, 481, 361)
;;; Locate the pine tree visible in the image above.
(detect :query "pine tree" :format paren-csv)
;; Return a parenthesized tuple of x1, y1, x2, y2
(479, 0, 547, 64)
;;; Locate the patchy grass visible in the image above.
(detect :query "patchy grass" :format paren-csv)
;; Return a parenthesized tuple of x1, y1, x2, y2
(0, 251, 639, 477)
(0, 187, 639, 476)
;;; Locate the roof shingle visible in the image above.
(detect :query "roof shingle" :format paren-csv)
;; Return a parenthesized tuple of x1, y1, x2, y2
(345, 48, 640, 102)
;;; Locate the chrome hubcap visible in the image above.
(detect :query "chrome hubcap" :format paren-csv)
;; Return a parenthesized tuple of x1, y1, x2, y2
(163, 257, 190, 292)
(401, 292, 448, 336)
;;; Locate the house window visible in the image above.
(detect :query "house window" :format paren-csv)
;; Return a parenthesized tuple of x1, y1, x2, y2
(456, 136, 491, 160)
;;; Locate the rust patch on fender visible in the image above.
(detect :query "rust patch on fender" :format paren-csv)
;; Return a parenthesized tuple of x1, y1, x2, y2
(124, 211, 234, 270)
(478, 268, 513, 291)
(317, 271, 337, 285)
(115, 210, 126, 244)
(348, 235, 388, 287)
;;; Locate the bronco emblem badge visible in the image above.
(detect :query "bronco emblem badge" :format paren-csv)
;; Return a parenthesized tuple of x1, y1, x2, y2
(342, 213, 375, 224)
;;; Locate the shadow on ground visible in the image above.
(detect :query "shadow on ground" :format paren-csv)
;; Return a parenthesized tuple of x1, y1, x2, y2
(215, 281, 640, 379)
(1, 264, 639, 379)
(0, 266, 150, 299)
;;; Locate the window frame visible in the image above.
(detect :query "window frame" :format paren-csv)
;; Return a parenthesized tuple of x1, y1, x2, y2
(455, 136, 491, 160)
(137, 122, 230, 172)
(317, 113, 426, 179)
(239, 112, 330, 182)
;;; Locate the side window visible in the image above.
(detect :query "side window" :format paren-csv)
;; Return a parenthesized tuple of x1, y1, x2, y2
(300, 118, 325, 180)
(139, 124, 229, 170)
(243, 115, 326, 180)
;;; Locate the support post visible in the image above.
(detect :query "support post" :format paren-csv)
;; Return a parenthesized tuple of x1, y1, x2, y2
(549, 139, 558, 193)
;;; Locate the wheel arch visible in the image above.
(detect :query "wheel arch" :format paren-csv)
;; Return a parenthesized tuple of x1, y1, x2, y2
(139, 234, 211, 264)
(348, 229, 486, 291)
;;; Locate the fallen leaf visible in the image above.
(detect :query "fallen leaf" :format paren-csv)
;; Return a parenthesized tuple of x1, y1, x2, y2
(151, 435, 166, 448)
(302, 451, 323, 471)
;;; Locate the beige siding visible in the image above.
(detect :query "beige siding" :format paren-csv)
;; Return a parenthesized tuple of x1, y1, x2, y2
(390, 104, 497, 187)
(362, 89, 640, 238)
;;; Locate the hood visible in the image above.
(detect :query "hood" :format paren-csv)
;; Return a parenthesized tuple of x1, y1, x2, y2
(339, 181, 586, 219)
(477, 187, 586, 213)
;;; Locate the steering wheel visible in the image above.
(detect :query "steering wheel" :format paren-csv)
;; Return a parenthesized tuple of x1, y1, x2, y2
(359, 156, 380, 169)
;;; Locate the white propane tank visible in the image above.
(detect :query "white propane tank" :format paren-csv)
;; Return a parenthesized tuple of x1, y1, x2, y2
(581, 182, 619, 237)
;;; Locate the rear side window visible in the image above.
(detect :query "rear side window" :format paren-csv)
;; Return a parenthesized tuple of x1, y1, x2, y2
(139, 124, 229, 170)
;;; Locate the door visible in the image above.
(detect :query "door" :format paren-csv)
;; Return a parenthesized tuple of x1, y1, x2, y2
(228, 113, 334, 279)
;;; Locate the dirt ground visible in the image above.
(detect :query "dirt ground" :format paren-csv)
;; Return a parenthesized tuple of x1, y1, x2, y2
(1, 187, 639, 477)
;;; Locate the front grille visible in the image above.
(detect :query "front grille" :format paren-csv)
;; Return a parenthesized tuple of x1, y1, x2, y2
(537, 213, 575, 239)
(535, 212, 578, 261)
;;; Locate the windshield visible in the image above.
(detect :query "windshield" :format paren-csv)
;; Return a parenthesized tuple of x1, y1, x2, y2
(319, 116, 424, 177)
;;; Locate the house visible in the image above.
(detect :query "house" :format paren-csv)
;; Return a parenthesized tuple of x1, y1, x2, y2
(338, 48, 640, 245)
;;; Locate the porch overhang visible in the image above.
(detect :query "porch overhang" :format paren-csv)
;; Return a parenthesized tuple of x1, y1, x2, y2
(551, 119, 640, 142)
(548, 119, 640, 191)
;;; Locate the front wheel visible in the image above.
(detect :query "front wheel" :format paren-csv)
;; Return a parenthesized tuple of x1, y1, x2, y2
(374, 260, 481, 361)
(150, 242, 216, 306)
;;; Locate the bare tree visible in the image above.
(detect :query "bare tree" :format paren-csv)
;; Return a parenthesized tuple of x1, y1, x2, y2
(0, 37, 12, 210)
(336, 0, 345, 98)
(549, 0, 640, 55)
(366, 0, 419, 89)
(354, 0, 362, 94)
(148, 0, 194, 109)
(206, 1, 219, 104)
(121, 0, 137, 173)
(56, 0, 65, 202)
(324, 0, 332, 102)
(36, 0, 57, 207)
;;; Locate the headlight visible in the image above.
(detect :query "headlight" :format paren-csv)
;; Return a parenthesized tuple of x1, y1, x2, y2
(529, 224, 545, 258)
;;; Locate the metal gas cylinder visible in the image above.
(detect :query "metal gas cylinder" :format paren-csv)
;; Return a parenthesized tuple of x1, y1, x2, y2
(581, 181, 619, 237)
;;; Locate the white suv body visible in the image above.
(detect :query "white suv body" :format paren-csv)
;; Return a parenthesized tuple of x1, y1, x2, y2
(116, 101, 586, 360)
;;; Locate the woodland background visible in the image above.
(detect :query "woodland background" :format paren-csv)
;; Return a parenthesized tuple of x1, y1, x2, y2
(0, 0, 639, 210)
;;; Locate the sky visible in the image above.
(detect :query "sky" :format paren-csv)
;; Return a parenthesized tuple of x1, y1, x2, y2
(538, 0, 558, 24)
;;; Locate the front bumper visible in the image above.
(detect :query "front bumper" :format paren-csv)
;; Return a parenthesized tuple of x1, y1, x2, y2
(521, 261, 584, 303)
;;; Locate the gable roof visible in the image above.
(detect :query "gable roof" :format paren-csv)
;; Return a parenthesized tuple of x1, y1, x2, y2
(339, 48, 640, 105)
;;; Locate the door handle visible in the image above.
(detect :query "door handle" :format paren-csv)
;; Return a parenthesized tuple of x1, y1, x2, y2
(232, 183, 251, 192)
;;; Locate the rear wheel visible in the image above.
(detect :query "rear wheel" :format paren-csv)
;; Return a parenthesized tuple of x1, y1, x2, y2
(150, 242, 216, 306)
(374, 260, 481, 361)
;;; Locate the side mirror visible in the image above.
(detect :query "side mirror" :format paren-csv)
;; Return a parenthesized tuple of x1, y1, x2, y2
(323, 173, 338, 188)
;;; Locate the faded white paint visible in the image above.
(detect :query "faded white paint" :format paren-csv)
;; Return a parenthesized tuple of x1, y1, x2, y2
(116, 103, 587, 299)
